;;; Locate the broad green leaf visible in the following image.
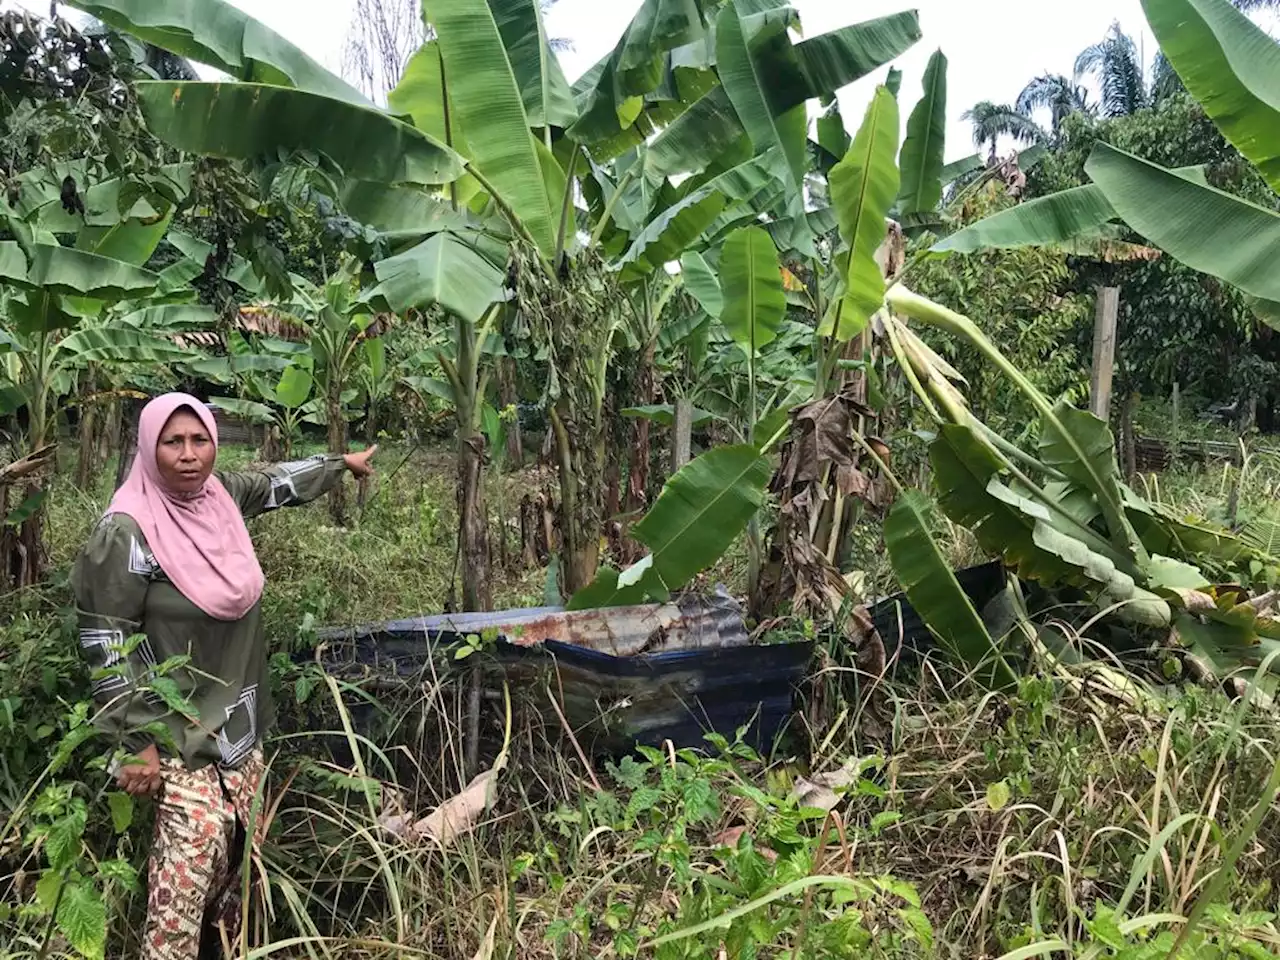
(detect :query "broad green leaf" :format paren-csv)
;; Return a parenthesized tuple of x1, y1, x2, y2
(25, 245, 159, 301)
(489, 0, 578, 128)
(4, 488, 46, 526)
(679, 250, 723, 318)
(388, 42, 463, 146)
(791, 12, 923, 102)
(0, 242, 27, 284)
(569, 0, 707, 145)
(941, 154, 983, 185)
(897, 50, 947, 216)
(934, 159, 1209, 255)
(1143, 0, 1280, 192)
(647, 87, 747, 179)
(826, 86, 900, 341)
(618, 192, 727, 280)
(402, 376, 457, 404)
(275, 366, 313, 409)
(716, 1, 809, 193)
(568, 444, 772, 609)
(425, 0, 558, 254)
(56, 328, 195, 366)
(931, 426, 1074, 584)
(884, 489, 1017, 689)
(164, 230, 262, 293)
(718, 226, 785, 355)
(76, 210, 174, 266)
(56, 879, 106, 960)
(63, 0, 368, 104)
(1037, 400, 1145, 558)
(933, 184, 1117, 254)
(137, 82, 463, 187)
(1085, 141, 1280, 302)
(365, 232, 505, 323)
(117, 304, 217, 332)
(617, 152, 779, 279)
(209, 397, 276, 423)
(341, 181, 480, 244)
(107, 792, 134, 833)
(31, 163, 193, 232)
(815, 99, 850, 163)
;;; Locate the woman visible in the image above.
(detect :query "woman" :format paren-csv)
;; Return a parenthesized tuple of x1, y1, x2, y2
(72, 393, 376, 959)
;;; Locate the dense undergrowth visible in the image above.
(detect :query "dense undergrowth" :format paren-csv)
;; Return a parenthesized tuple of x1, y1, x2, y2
(4, 445, 1280, 958)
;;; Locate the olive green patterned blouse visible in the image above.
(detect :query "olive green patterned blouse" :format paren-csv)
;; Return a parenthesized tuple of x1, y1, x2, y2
(72, 455, 346, 771)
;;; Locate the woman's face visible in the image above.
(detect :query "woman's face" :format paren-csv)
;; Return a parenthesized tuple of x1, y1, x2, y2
(156, 408, 216, 494)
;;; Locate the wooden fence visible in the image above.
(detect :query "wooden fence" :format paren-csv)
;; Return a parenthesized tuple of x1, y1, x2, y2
(1133, 435, 1240, 473)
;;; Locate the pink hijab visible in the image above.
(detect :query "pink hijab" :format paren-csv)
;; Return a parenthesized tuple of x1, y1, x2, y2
(107, 393, 265, 621)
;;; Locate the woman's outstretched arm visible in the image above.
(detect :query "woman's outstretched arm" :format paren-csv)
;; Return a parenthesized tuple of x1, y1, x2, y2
(217, 447, 377, 519)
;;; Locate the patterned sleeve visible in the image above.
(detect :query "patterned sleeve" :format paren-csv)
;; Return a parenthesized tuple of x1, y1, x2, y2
(71, 515, 165, 753)
(217, 454, 347, 520)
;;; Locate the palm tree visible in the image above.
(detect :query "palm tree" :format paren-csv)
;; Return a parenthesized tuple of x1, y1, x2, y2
(961, 101, 1045, 163)
(1016, 74, 1094, 134)
(1073, 22, 1147, 118)
(1072, 3, 1280, 117)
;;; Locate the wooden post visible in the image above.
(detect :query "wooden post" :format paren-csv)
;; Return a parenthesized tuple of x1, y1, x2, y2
(1171, 381, 1180, 465)
(1090, 286, 1120, 421)
(671, 398, 693, 471)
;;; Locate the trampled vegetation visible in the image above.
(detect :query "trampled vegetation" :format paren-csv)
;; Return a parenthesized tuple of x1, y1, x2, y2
(4, 0, 1280, 957)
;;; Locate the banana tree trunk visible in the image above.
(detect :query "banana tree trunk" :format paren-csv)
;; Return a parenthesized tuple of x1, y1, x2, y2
(498, 358, 523, 469)
(448, 311, 493, 613)
(326, 390, 348, 526)
(552, 406, 602, 596)
(626, 342, 656, 513)
(75, 398, 97, 489)
(98, 398, 121, 478)
(458, 427, 492, 612)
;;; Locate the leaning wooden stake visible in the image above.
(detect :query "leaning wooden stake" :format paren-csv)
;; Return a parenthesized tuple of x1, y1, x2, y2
(1089, 286, 1120, 420)
(671, 398, 693, 470)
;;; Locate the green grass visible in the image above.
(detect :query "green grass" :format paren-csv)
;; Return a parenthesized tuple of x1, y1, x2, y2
(6, 443, 1280, 958)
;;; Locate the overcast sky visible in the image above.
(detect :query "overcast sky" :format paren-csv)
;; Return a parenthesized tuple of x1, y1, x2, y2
(20, 1, 1280, 162)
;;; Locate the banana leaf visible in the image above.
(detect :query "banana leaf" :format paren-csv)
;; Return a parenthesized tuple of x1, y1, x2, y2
(62, 0, 369, 105)
(647, 87, 746, 179)
(1143, 0, 1280, 193)
(941, 154, 983, 186)
(718, 226, 784, 355)
(897, 50, 947, 217)
(117, 304, 217, 332)
(1085, 142, 1280, 302)
(622, 404, 718, 427)
(363, 232, 505, 323)
(489, 0, 578, 128)
(884, 489, 1017, 689)
(24, 245, 159, 301)
(679, 250, 723, 318)
(424, 0, 558, 255)
(791, 12, 923, 103)
(715, 1, 809, 192)
(56, 327, 195, 365)
(137, 82, 464, 188)
(568, 444, 772, 609)
(824, 86, 900, 341)
(209, 397, 276, 424)
(933, 184, 1118, 254)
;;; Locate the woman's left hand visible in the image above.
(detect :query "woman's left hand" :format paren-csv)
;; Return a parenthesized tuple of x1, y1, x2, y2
(344, 445, 378, 479)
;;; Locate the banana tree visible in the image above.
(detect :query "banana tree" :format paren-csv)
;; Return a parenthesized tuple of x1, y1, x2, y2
(95, 0, 923, 600)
